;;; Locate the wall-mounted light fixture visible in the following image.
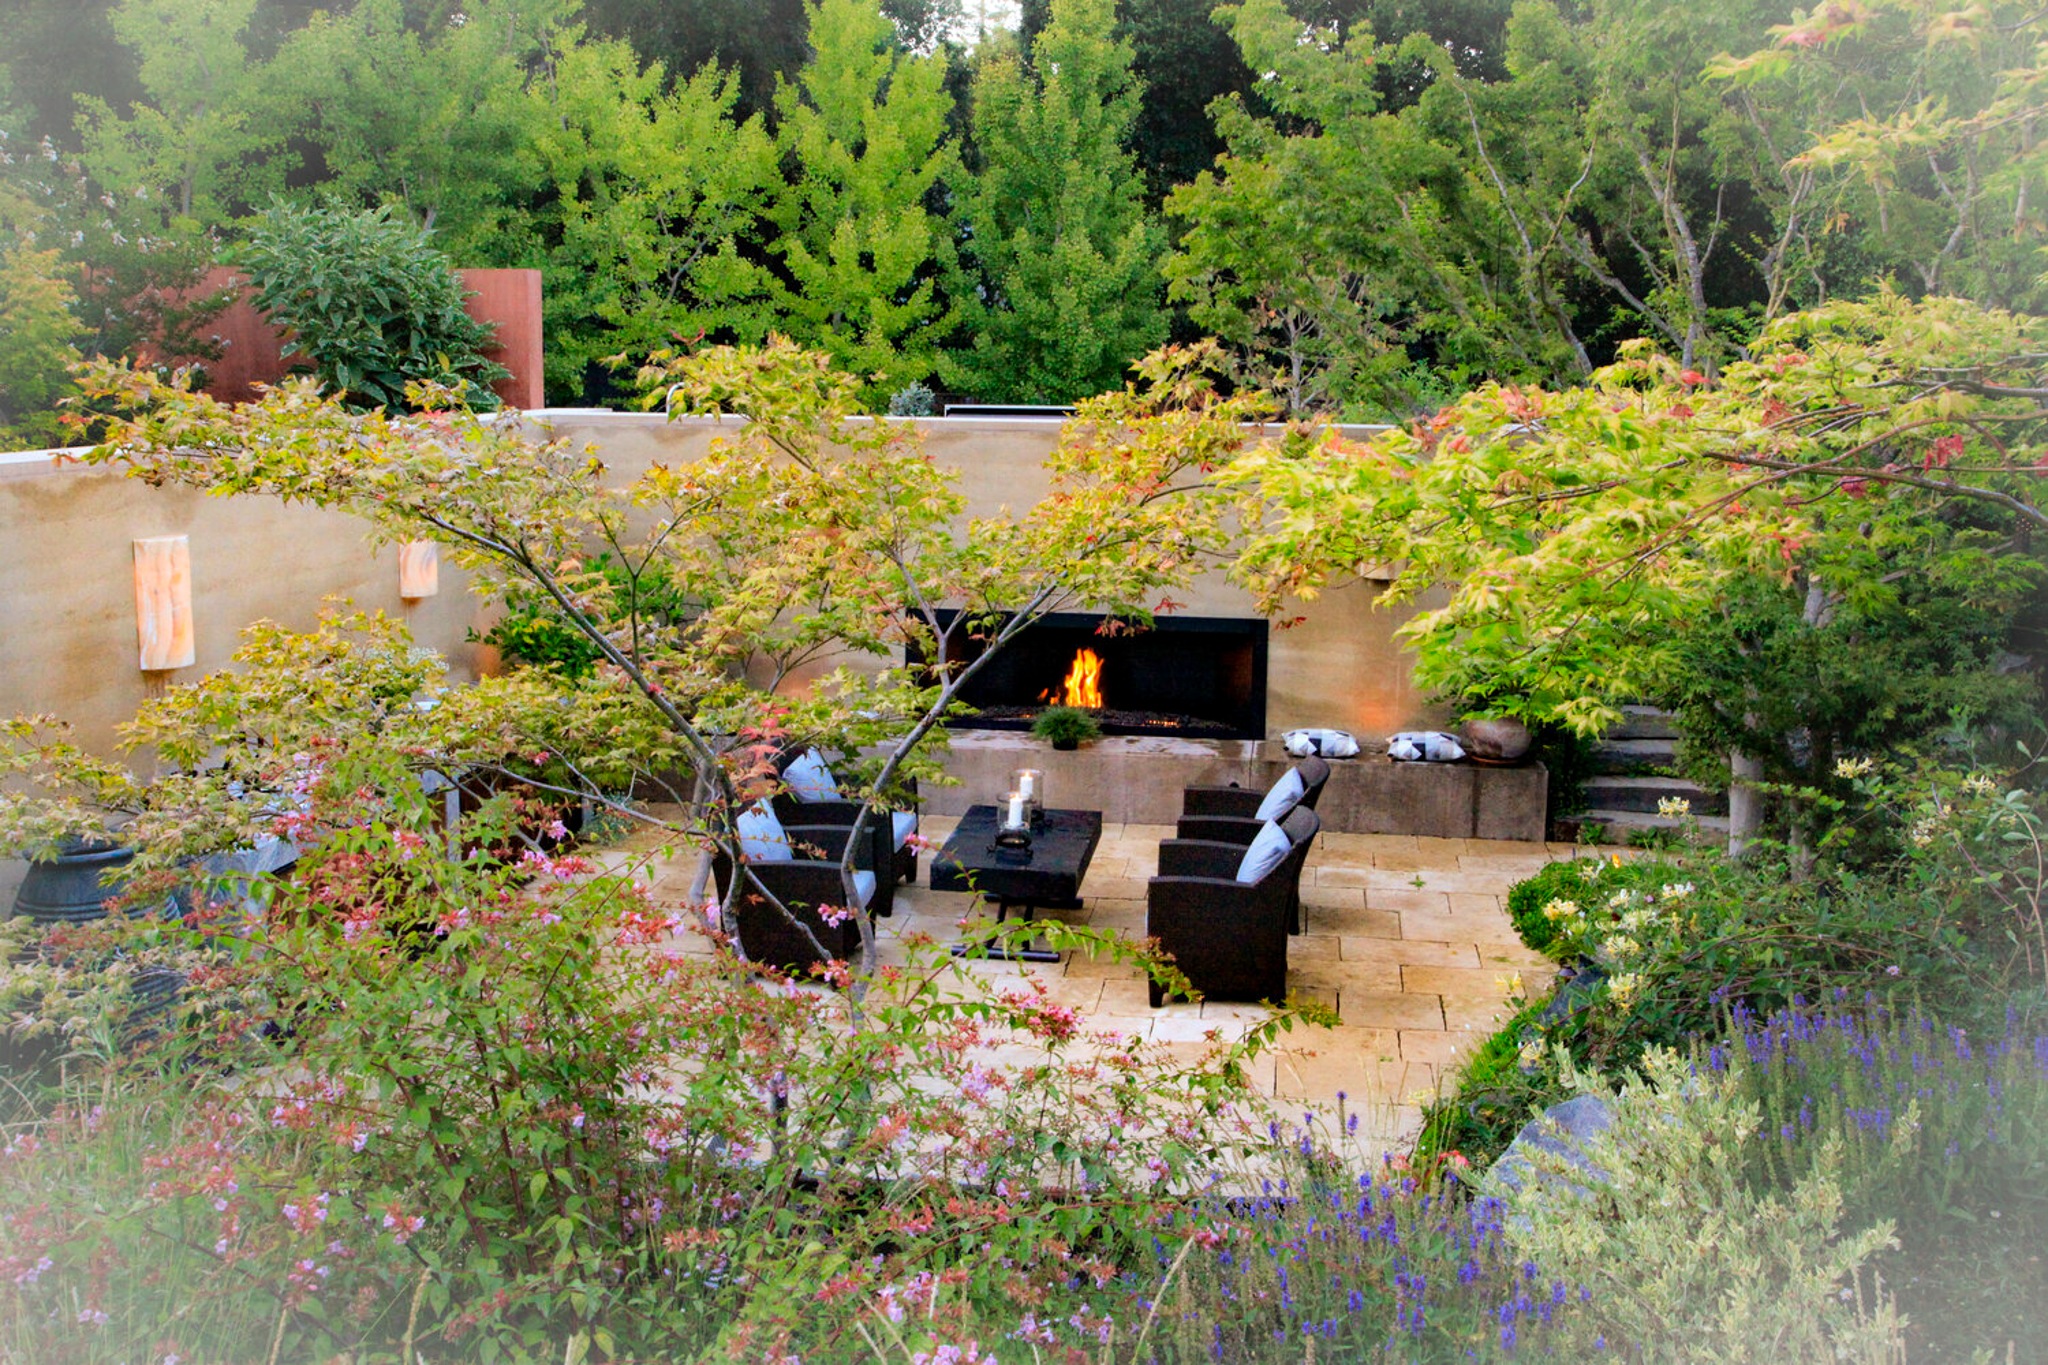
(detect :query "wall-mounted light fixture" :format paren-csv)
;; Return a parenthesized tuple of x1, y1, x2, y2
(133, 535, 195, 671)
(398, 541, 439, 600)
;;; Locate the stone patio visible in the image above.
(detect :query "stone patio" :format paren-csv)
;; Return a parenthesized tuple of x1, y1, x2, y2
(613, 812, 1586, 1157)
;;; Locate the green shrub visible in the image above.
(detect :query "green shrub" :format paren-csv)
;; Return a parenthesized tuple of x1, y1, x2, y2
(1503, 858, 1598, 955)
(474, 555, 691, 679)
(1493, 1049, 1905, 1363)
(1415, 1001, 1569, 1168)
(0, 241, 81, 448)
(235, 201, 508, 411)
(1449, 846, 1988, 1167)
(886, 380, 935, 416)
(1031, 704, 1102, 747)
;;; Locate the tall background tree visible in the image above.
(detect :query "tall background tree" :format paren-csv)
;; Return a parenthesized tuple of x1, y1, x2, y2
(946, 0, 1167, 402)
(766, 0, 965, 404)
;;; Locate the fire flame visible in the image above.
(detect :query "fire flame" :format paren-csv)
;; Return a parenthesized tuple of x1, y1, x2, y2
(1041, 648, 1105, 709)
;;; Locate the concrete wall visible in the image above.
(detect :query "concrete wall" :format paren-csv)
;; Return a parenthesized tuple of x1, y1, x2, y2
(0, 448, 486, 757)
(0, 410, 1452, 750)
(0, 412, 1464, 898)
(528, 411, 1447, 740)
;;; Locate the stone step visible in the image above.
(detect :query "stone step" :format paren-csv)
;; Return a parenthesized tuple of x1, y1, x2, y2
(1607, 704, 1681, 741)
(1582, 774, 1728, 816)
(1590, 737, 1680, 774)
(1579, 807, 1732, 839)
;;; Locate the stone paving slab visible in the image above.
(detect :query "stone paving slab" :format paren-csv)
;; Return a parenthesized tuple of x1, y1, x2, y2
(615, 810, 1569, 1160)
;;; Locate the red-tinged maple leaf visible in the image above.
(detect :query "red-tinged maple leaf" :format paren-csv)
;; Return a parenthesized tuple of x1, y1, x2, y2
(1678, 369, 1705, 386)
(1924, 434, 1965, 469)
(1667, 403, 1695, 419)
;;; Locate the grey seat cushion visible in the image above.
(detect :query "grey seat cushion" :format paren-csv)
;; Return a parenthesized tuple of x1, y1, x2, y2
(1235, 820, 1291, 884)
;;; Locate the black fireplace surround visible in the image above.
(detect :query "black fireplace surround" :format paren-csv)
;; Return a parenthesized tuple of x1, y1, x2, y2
(909, 611, 1268, 740)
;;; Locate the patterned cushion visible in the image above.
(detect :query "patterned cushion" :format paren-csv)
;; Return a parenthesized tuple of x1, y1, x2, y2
(1235, 820, 1292, 884)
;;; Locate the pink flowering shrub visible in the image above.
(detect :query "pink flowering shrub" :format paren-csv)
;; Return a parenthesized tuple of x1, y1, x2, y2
(0, 773, 1311, 1363)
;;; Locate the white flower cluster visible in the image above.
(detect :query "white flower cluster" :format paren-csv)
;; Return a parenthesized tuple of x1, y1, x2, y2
(1657, 796, 1691, 819)
(1833, 756, 1875, 779)
(1599, 934, 1643, 964)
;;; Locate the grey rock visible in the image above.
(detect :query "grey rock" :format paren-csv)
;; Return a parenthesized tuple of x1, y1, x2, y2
(1487, 1093, 1616, 1201)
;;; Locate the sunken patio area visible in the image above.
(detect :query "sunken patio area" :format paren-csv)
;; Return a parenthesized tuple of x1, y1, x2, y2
(612, 814, 1588, 1156)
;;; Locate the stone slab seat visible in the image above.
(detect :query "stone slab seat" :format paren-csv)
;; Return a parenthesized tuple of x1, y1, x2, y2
(712, 823, 879, 974)
(1146, 805, 1321, 1008)
(1175, 755, 1331, 845)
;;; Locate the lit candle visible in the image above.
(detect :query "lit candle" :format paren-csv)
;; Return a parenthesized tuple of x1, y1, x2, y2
(1007, 793, 1026, 829)
(1018, 771, 1036, 800)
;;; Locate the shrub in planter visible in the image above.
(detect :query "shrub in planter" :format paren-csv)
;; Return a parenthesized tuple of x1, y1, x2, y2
(1032, 705, 1101, 750)
(234, 201, 509, 412)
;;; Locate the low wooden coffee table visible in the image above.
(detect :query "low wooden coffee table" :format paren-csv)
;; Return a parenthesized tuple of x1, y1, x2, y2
(930, 805, 1103, 963)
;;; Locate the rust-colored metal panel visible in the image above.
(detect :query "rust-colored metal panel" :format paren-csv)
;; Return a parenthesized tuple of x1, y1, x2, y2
(157, 266, 544, 409)
(189, 267, 284, 406)
(459, 268, 544, 410)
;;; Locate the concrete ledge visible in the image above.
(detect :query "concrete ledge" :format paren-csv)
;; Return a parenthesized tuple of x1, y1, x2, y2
(928, 732, 1547, 841)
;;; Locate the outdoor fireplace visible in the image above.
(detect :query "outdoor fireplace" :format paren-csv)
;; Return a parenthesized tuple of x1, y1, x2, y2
(911, 611, 1268, 740)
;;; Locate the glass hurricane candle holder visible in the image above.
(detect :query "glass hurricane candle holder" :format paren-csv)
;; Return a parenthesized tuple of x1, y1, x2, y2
(1011, 768, 1045, 825)
(995, 790, 1034, 848)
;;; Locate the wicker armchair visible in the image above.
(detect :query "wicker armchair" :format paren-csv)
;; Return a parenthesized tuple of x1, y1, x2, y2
(767, 747, 920, 901)
(1146, 806, 1321, 1008)
(713, 820, 879, 973)
(1175, 757, 1331, 846)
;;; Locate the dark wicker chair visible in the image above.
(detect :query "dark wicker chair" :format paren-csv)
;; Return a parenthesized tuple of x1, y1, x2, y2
(1175, 757, 1331, 846)
(766, 747, 920, 911)
(1146, 806, 1321, 1008)
(713, 819, 880, 973)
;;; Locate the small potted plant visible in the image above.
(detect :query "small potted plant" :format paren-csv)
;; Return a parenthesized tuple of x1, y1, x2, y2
(1031, 706, 1102, 752)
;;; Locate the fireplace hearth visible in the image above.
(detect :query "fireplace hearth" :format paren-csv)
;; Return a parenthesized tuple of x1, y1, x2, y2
(912, 611, 1268, 740)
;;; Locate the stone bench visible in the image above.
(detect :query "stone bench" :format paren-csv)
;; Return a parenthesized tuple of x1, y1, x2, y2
(926, 732, 1546, 842)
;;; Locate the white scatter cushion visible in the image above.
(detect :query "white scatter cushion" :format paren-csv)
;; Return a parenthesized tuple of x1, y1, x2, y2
(784, 748, 841, 802)
(1283, 728, 1359, 758)
(1254, 767, 1307, 821)
(736, 801, 792, 861)
(1235, 820, 1292, 885)
(890, 810, 917, 850)
(1387, 731, 1466, 763)
(849, 870, 876, 908)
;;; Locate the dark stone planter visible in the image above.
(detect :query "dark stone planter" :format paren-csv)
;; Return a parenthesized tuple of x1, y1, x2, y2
(1462, 717, 1535, 765)
(12, 840, 176, 926)
(1050, 739, 1081, 752)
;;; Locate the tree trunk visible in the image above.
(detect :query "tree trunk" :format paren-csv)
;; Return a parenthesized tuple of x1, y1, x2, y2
(1727, 747, 1764, 858)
